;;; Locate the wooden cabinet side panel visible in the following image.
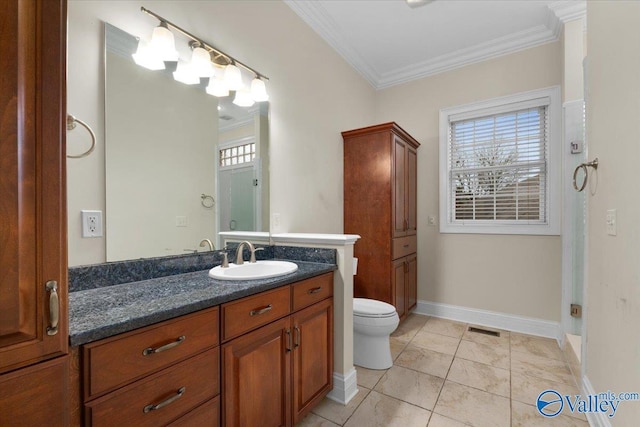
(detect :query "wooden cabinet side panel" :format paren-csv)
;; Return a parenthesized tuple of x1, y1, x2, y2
(0, 0, 68, 373)
(0, 356, 69, 426)
(222, 317, 291, 427)
(292, 299, 333, 424)
(344, 131, 393, 302)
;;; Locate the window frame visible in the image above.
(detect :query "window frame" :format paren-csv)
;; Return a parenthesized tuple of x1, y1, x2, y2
(439, 86, 561, 235)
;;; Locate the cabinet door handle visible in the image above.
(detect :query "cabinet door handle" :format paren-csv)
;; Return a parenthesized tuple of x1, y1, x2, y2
(143, 387, 185, 413)
(294, 326, 301, 348)
(307, 287, 322, 294)
(285, 328, 292, 352)
(142, 336, 186, 356)
(250, 304, 273, 316)
(404, 262, 409, 273)
(46, 281, 59, 336)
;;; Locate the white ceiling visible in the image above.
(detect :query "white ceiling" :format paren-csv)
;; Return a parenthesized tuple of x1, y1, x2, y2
(285, 0, 586, 89)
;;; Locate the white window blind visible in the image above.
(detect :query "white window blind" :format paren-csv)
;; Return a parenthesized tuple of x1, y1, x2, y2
(439, 86, 560, 235)
(448, 106, 548, 224)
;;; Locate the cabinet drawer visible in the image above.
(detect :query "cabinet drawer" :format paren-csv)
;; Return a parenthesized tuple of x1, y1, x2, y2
(292, 273, 333, 312)
(86, 347, 219, 427)
(168, 396, 219, 426)
(84, 307, 219, 399)
(222, 286, 291, 341)
(393, 236, 417, 260)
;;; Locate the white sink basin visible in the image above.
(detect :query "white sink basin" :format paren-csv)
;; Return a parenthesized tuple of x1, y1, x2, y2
(208, 260, 298, 281)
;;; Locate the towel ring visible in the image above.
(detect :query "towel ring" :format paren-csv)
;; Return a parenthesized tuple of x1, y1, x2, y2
(201, 194, 215, 208)
(573, 158, 598, 192)
(66, 114, 96, 159)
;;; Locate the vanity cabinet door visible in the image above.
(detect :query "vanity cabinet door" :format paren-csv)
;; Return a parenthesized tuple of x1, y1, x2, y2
(291, 298, 333, 424)
(222, 317, 291, 427)
(406, 254, 418, 312)
(0, 0, 67, 375)
(392, 259, 407, 319)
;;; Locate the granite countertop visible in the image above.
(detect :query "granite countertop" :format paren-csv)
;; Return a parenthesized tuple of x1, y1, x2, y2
(69, 260, 336, 347)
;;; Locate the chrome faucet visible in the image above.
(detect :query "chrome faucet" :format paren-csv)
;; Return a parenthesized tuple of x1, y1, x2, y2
(199, 239, 214, 251)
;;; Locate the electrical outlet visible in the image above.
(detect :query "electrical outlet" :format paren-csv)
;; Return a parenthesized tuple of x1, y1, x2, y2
(428, 215, 437, 226)
(176, 216, 188, 227)
(81, 210, 103, 238)
(272, 213, 281, 232)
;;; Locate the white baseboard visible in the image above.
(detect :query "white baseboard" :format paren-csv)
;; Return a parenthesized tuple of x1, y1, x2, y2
(582, 375, 612, 427)
(326, 368, 358, 405)
(414, 300, 562, 341)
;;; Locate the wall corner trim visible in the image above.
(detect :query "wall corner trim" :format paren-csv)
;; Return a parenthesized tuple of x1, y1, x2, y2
(326, 368, 358, 405)
(582, 375, 613, 427)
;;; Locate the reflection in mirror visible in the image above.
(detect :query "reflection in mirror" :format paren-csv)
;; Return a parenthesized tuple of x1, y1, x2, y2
(105, 24, 269, 262)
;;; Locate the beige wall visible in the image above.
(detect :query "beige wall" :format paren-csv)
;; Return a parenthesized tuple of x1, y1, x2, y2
(67, 0, 376, 265)
(375, 42, 563, 321)
(586, 2, 640, 424)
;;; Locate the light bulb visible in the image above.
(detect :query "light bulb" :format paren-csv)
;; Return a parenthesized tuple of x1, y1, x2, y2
(132, 40, 165, 70)
(233, 89, 255, 107)
(190, 47, 214, 77)
(250, 78, 269, 102)
(173, 61, 199, 85)
(223, 63, 244, 91)
(149, 24, 178, 61)
(206, 75, 229, 97)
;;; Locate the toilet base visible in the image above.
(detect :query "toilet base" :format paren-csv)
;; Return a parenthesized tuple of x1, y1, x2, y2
(353, 333, 393, 370)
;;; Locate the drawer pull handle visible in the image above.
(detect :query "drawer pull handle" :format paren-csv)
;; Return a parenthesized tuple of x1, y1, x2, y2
(46, 281, 59, 336)
(307, 287, 322, 294)
(250, 304, 272, 316)
(285, 328, 292, 352)
(403, 244, 409, 248)
(142, 336, 186, 356)
(143, 387, 185, 413)
(294, 326, 301, 348)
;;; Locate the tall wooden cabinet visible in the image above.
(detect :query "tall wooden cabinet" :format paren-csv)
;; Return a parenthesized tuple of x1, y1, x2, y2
(344, 122, 420, 321)
(0, 0, 69, 424)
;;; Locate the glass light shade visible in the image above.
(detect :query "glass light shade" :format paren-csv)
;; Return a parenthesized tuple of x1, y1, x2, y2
(132, 40, 165, 71)
(173, 61, 199, 85)
(149, 25, 179, 61)
(233, 89, 255, 107)
(223, 64, 244, 91)
(250, 78, 269, 102)
(190, 47, 214, 77)
(206, 75, 230, 97)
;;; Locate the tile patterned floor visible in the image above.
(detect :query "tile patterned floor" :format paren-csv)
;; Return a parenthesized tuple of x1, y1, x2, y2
(297, 314, 588, 427)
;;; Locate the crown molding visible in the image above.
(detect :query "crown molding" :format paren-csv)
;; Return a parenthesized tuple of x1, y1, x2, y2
(285, 1, 564, 90)
(377, 23, 560, 89)
(548, 1, 587, 24)
(283, 0, 381, 87)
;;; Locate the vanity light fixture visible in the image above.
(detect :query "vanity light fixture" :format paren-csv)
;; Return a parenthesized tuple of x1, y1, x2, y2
(149, 22, 179, 61)
(136, 7, 269, 102)
(233, 88, 255, 107)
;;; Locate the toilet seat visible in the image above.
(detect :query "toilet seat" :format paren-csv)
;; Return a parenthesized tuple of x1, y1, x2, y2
(354, 298, 397, 318)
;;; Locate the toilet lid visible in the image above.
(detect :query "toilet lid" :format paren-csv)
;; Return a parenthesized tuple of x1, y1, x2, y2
(353, 298, 397, 317)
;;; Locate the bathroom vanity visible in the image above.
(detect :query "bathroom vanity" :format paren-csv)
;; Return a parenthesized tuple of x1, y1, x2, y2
(68, 254, 336, 427)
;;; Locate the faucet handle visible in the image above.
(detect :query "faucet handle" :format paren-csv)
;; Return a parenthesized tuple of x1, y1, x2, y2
(250, 247, 265, 263)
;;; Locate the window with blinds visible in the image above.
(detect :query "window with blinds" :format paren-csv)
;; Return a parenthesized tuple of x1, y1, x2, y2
(449, 106, 547, 222)
(439, 87, 560, 235)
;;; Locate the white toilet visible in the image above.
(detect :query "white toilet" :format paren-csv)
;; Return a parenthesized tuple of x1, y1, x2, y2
(353, 298, 400, 370)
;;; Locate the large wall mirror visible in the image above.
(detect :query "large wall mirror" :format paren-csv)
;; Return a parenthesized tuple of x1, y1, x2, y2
(104, 23, 269, 262)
